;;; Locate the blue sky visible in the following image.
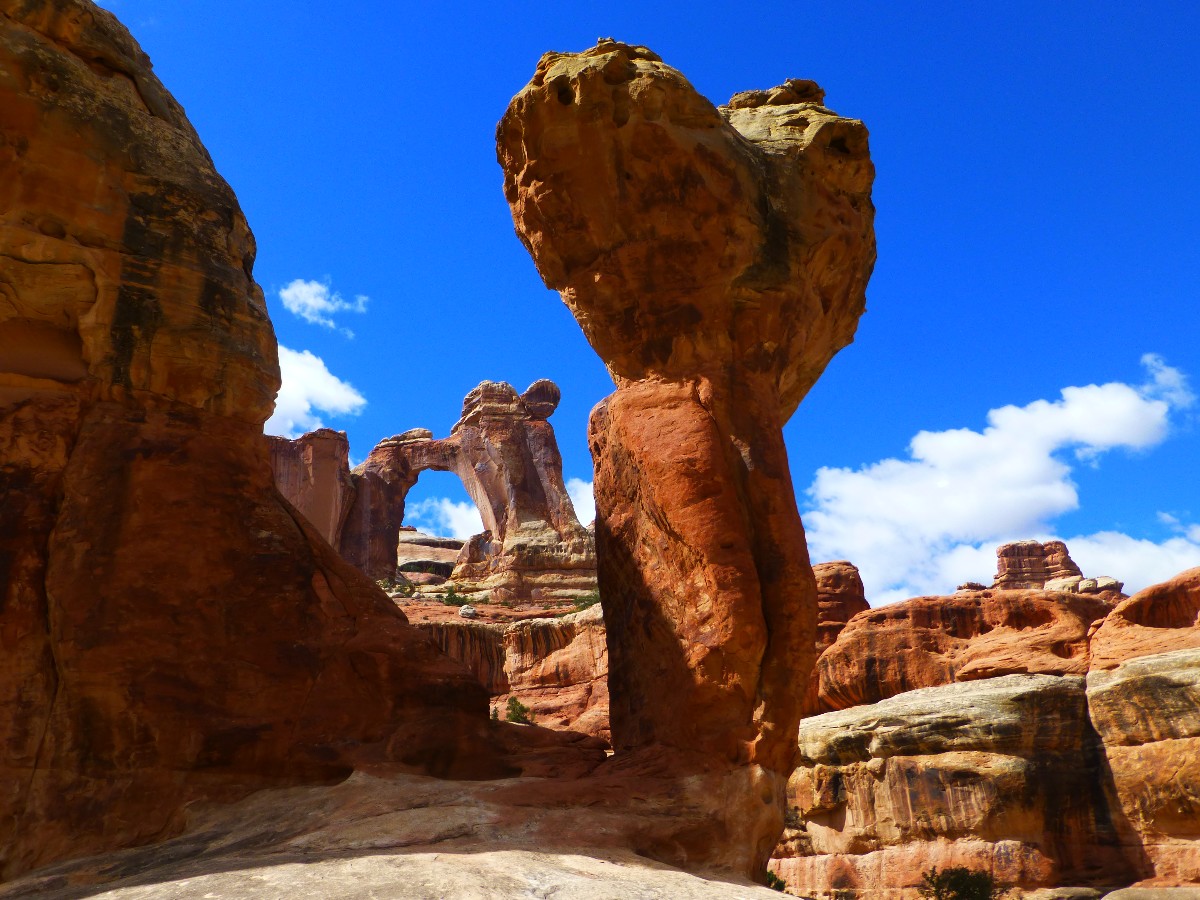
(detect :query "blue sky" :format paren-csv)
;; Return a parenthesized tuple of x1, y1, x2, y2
(95, 0, 1199, 603)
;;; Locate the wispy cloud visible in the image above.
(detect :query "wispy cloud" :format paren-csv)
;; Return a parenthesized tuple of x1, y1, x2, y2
(278, 278, 368, 336)
(566, 477, 596, 525)
(264, 345, 366, 438)
(405, 498, 484, 541)
(803, 356, 1197, 605)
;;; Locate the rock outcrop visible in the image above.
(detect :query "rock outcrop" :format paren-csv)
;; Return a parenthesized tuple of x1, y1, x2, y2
(995, 540, 1083, 589)
(0, 0, 497, 877)
(267, 427, 356, 547)
(813, 561, 869, 654)
(418, 604, 610, 741)
(328, 380, 597, 600)
(498, 41, 875, 876)
(773, 675, 1138, 896)
(777, 564, 1200, 896)
(812, 589, 1115, 713)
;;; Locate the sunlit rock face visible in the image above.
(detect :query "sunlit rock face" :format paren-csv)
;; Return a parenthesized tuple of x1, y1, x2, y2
(267, 428, 357, 547)
(498, 40, 875, 875)
(0, 0, 492, 878)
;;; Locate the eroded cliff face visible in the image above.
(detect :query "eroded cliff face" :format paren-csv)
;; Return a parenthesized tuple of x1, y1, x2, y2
(0, 0, 494, 877)
(267, 428, 357, 547)
(775, 566, 1200, 896)
(498, 41, 875, 875)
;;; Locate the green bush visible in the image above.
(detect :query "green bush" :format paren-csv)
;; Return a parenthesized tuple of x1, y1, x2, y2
(573, 590, 601, 611)
(764, 870, 787, 892)
(442, 586, 466, 606)
(918, 866, 1002, 900)
(504, 696, 535, 725)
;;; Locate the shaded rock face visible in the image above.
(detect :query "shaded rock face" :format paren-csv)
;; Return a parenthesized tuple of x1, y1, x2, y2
(0, 0, 493, 877)
(772, 676, 1139, 897)
(812, 589, 1115, 713)
(498, 41, 875, 875)
(418, 605, 610, 741)
(267, 428, 356, 547)
(334, 380, 597, 601)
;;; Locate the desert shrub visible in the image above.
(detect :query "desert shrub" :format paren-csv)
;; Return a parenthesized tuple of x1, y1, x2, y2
(441, 586, 466, 606)
(573, 590, 601, 611)
(765, 870, 787, 892)
(504, 696, 535, 725)
(917, 866, 1001, 900)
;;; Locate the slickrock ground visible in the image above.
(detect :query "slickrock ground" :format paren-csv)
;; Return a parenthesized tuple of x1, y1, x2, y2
(0, 772, 780, 900)
(498, 41, 875, 874)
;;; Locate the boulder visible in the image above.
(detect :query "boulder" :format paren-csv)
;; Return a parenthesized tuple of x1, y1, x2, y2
(498, 40, 875, 876)
(771, 675, 1139, 897)
(0, 0, 495, 877)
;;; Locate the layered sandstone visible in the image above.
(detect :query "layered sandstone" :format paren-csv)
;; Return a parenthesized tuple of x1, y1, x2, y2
(417, 605, 610, 741)
(812, 589, 1115, 712)
(995, 540, 1083, 589)
(267, 428, 356, 547)
(498, 41, 875, 875)
(771, 675, 1138, 897)
(0, 0, 495, 877)
(1089, 567, 1200, 669)
(813, 561, 869, 654)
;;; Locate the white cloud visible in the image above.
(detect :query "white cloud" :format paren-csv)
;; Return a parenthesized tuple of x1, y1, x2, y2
(264, 345, 366, 438)
(803, 356, 1198, 605)
(278, 278, 368, 334)
(566, 477, 596, 525)
(405, 498, 484, 541)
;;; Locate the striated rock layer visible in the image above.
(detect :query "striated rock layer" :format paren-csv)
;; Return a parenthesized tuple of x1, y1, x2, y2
(498, 41, 875, 875)
(417, 604, 610, 741)
(0, 0, 498, 878)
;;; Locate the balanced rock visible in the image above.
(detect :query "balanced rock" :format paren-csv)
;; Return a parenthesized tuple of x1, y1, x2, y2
(0, 1, 491, 877)
(498, 40, 875, 875)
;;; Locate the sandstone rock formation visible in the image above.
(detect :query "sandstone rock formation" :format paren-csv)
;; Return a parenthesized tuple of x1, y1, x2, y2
(498, 41, 875, 875)
(813, 561, 869, 654)
(267, 428, 356, 547)
(0, 0, 497, 877)
(812, 588, 1115, 712)
(1089, 567, 1200, 669)
(332, 380, 597, 601)
(418, 604, 610, 741)
(995, 539, 1083, 590)
(773, 675, 1139, 896)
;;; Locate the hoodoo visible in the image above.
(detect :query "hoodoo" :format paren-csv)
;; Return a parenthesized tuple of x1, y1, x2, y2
(498, 41, 876, 872)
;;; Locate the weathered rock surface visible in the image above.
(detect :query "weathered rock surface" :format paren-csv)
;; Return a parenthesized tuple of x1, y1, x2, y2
(995, 540, 1083, 590)
(772, 675, 1138, 897)
(1089, 568, 1200, 670)
(0, 771, 782, 899)
(813, 561, 869, 655)
(812, 589, 1115, 712)
(418, 605, 610, 741)
(337, 380, 597, 600)
(395, 527, 462, 580)
(267, 427, 356, 547)
(1087, 648, 1200, 886)
(0, 0, 496, 877)
(498, 41, 875, 875)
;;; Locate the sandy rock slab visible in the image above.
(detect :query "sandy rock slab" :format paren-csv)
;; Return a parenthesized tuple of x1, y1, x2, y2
(0, 772, 780, 899)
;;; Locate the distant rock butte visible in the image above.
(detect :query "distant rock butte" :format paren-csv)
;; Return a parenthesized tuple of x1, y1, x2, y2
(0, 0, 501, 878)
(499, 40, 875, 876)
